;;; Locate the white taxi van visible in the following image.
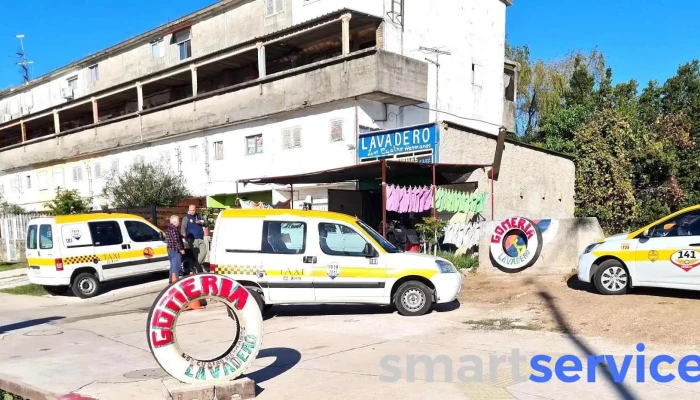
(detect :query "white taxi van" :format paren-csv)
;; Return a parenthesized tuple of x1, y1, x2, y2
(26, 213, 170, 298)
(578, 205, 700, 295)
(210, 209, 462, 316)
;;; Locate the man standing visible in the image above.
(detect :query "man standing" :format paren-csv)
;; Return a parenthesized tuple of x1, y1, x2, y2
(166, 215, 184, 284)
(181, 205, 209, 273)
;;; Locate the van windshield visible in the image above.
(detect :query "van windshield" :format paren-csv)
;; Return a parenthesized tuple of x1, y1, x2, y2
(356, 220, 399, 253)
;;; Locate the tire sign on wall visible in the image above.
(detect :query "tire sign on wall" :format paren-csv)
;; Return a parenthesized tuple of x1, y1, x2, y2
(489, 217, 543, 270)
(147, 274, 264, 384)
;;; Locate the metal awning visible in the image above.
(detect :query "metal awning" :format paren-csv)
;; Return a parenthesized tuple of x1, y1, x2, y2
(238, 160, 490, 186)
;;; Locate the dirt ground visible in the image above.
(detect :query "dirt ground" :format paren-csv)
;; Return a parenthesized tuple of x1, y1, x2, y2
(458, 272, 700, 347)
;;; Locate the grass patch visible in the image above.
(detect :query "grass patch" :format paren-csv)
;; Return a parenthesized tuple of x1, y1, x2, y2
(0, 284, 47, 296)
(0, 262, 27, 272)
(1, 389, 26, 400)
(463, 318, 541, 331)
(438, 251, 478, 273)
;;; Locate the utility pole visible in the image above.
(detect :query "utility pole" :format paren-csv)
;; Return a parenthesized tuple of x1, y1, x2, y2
(420, 46, 451, 123)
(15, 34, 34, 84)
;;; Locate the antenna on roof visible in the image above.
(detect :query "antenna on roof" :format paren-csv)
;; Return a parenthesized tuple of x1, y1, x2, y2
(15, 34, 34, 84)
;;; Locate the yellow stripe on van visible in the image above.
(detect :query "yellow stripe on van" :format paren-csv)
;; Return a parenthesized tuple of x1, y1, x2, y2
(54, 213, 148, 224)
(26, 258, 56, 267)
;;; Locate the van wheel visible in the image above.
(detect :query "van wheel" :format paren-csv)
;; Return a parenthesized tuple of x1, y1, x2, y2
(394, 281, 432, 316)
(72, 273, 100, 299)
(246, 287, 265, 314)
(594, 260, 629, 295)
(43, 285, 68, 296)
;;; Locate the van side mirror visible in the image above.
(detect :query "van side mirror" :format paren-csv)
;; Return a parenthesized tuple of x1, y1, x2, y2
(363, 243, 377, 258)
(160, 232, 166, 242)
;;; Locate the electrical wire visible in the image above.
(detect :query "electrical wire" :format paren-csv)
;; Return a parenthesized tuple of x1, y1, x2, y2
(407, 104, 504, 127)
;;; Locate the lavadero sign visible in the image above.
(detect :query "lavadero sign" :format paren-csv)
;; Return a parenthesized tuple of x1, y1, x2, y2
(358, 123, 438, 161)
(489, 217, 543, 270)
(147, 274, 263, 384)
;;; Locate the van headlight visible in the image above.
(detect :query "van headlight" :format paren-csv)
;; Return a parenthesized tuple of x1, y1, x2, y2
(583, 242, 601, 254)
(436, 260, 457, 273)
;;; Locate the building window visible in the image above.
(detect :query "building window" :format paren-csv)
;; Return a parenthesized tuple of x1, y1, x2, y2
(213, 141, 224, 160)
(265, 0, 285, 16)
(151, 39, 165, 59)
(246, 135, 263, 155)
(504, 68, 516, 101)
(38, 172, 48, 191)
(330, 118, 344, 142)
(282, 127, 302, 149)
(11, 176, 20, 192)
(73, 166, 83, 182)
(173, 29, 192, 61)
(89, 64, 99, 83)
(53, 168, 64, 189)
(26, 175, 31, 189)
(94, 163, 102, 179)
(190, 145, 199, 162)
(67, 76, 78, 91)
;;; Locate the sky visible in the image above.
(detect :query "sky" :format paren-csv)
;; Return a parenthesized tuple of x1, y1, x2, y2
(0, 0, 698, 91)
(506, 0, 700, 87)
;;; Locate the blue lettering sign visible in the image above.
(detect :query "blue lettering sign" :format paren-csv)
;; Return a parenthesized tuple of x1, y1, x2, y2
(358, 124, 438, 160)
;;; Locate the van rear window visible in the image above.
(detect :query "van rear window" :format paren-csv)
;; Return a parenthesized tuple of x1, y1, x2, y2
(27, 225, 37, 249)
(39, 225, 53, 249)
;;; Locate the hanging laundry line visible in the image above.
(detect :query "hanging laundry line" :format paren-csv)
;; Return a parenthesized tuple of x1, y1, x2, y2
(385, 185, 434, 213)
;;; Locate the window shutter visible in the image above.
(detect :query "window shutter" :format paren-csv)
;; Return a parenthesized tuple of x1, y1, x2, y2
(282, 128, 291, 149)
(293, 127, 302, 148)
(330, 119, 343, 142)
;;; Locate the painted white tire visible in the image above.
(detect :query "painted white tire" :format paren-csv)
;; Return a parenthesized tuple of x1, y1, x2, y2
(489, 217, 543, 270)
(147, 274, 264, 384)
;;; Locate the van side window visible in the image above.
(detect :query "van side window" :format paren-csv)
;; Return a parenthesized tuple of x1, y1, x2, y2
(27, 225, 37, 250)
(88, 221, 123, 247)
(262, 221, 306, 254)
(124, 221, 160, 242)
(318, 223, 368, 257)
(39, 225, 53, 249)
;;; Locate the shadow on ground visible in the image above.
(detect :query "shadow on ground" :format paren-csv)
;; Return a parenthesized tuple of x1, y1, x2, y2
(264, 300, 460, 319)
(50, 272, 168, 299)
(537, 284, 637, 400)
(0, 316, 65, 334)
(567, 275, 700, 300)
(245, 347, 302, 395)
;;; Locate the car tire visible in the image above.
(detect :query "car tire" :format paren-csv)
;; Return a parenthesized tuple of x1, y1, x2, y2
(594, 260, 629, 295)
(43, 285, 69, 296)
(394, 281, 433, 316)
(72, 272, 100, 299)
(246, 287, 265, 314)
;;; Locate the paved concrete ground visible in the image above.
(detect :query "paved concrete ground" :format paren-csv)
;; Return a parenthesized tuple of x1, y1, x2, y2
(1, 275, 699, 400)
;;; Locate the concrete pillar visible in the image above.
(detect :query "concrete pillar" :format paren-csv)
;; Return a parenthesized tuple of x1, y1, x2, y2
(257, 42, 266, 78)
(191, 65, 198, 96)
(137, 82, 144, 111)
(53, 110, 60, 134)
(92, 98, 98, 124)
(376, 21, 385, 49)
(341, 13, 352, 55)
(21, 121, 26, 142)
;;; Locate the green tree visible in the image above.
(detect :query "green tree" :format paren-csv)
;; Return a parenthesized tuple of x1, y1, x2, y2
(44, 188, 93, 215)
(0, 196, 25, 214)
(574, 109, 638, 234)
(102, 161, 190, 208)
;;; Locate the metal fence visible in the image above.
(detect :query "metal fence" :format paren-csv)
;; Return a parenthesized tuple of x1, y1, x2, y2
(0, 212, 48, 262)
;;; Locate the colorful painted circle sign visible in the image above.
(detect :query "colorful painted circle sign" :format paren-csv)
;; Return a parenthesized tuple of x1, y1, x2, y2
(489, 217, 543, 270)
(147, 274, 263, 384)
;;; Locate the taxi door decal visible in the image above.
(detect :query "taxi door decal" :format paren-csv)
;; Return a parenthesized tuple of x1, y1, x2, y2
(671, 249, 700, 272)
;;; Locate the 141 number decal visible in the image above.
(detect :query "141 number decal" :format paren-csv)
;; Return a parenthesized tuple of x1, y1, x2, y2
(670, 249, 700, 272)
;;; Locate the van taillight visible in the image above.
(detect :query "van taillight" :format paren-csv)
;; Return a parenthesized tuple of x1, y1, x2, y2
(55, 258, 64, 271)
(209, 264, 217, 273)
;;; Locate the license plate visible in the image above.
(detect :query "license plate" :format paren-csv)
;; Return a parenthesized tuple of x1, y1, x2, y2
(30, 268, 41, 276)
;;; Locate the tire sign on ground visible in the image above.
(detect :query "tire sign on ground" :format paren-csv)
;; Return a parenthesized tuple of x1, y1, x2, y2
(147, 274, 264, 384)
(489, 216, 543, 270)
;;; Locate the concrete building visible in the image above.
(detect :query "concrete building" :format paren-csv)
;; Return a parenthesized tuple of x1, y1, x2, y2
(0, 0, 523, 212)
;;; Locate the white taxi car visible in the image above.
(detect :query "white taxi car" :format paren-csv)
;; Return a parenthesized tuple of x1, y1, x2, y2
(578, 205, 700, 295)
(209, 209, 462, 316)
